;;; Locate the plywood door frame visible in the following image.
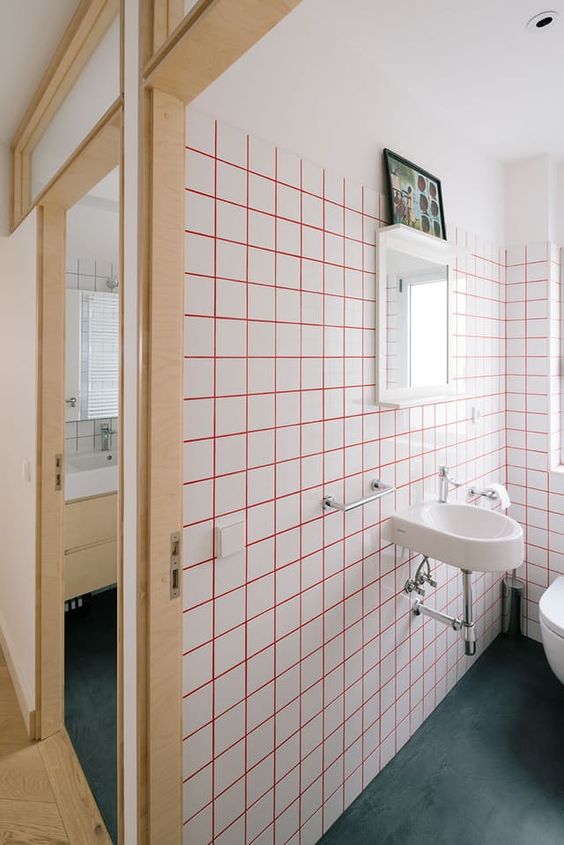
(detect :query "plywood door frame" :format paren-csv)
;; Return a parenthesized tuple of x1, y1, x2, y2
(35, 107, 123, 834)
(143, 0, 302, 102)
(36, 203, 66, 741)
(10, 0, 120, 229)
(137, 87, 185, 845)
(144, 0, 185, 59)
(117, 103, 126, 845)
(33, 98, 123, 213)
(138, 3, 303, 842)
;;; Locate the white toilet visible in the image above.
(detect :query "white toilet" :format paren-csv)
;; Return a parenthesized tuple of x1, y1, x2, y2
(539, 575, 564, 684)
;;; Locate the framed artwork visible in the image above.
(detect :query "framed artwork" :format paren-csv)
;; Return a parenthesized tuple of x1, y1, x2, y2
(383, 149, 446, 239)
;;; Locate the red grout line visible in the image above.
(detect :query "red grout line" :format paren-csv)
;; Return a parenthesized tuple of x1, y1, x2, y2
(210, 118, 218, 842)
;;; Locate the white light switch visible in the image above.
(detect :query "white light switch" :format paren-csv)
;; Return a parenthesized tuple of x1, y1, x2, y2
(215, 520, 245, 559)
(21, 459, 31, 483)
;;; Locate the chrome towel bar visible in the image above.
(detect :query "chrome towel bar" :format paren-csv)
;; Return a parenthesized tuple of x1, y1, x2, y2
(323, 479, 395, 513)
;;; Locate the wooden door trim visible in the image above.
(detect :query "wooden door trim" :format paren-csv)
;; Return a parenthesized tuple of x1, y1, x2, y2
(34, 113, 123, 838)
(145, 0, 185, 59)
(143, 0, 301, 102)
(138, 2, 303, 842)
(33, 99, 123, 214)
(35, 204, 66, 741)
(137, 88, 185, 845)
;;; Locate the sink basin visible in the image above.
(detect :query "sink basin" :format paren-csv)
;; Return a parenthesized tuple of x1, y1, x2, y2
(67, 451, 118, 472)
(65, 451, 118, 500)
(389, 502, 523, 573)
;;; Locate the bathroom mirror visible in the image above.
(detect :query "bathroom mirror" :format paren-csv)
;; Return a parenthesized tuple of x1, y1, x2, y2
(376, 224, 461, 407)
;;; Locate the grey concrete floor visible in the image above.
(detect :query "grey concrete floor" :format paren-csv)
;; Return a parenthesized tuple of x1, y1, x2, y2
(65, 587, 117, 843)
(320, 635, 564, 845)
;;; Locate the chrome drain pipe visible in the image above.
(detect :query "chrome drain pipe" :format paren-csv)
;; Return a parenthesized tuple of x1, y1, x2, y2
(413, 598, 462, 631)
(462, 569, 476, 655)
(407, 560, 477, 656)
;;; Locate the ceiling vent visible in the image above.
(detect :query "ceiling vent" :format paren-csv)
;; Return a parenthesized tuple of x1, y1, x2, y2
(526, 10, 559, 30)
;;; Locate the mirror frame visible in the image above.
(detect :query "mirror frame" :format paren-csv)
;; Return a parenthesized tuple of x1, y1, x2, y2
(376, 224, 463, 408)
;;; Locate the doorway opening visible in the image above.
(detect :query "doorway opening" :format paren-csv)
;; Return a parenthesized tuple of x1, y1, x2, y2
(63, 167, 120, 840)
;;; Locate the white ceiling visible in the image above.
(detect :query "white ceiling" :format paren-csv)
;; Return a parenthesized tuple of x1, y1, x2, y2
(299, 0, 564, 162)
(1, 0, 561, 162)
(0, 0, 81, 146)
(193, 0, 564, 239)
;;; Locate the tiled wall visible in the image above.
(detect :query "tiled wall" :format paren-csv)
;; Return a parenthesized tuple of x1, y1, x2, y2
(65, 259, 118, 455)
(506, 243, 563, 640)
(66, 257, 119, 293)
(181, 112, 508, 845)
(65, 417, 119, 455)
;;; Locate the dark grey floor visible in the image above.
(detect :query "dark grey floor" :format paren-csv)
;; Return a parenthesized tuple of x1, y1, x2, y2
(320, 635, 564, 845)
(65, 587, 117, 843)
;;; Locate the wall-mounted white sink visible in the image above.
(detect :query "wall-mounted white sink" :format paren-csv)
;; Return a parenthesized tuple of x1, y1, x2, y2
(390, 502, 523, 573)
(65, 450, 118, 500)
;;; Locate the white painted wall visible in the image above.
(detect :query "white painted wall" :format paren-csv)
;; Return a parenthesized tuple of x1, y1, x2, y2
(0, 0, 81, 146)
(67, 198, 119, 267)
(0, 210, 37, 713)
(191, 4, 505, 242)
(505, 154, 564, 246)
(505, 154, 552, 245)
(553, 160, 564, 247)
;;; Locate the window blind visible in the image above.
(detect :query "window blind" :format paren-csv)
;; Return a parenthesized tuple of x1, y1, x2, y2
(80, 291, 119, 419)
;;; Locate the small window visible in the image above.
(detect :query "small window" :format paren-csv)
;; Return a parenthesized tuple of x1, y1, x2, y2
(408, 276, 448, 387)
(394, 268, 449, 389)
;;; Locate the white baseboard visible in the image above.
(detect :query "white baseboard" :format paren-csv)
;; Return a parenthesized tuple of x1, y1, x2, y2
(0, 620, 36, 738)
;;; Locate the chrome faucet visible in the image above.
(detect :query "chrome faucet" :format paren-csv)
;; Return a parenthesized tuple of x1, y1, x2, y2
(100, 423, 116, 452)
(438, 465, 462, 503)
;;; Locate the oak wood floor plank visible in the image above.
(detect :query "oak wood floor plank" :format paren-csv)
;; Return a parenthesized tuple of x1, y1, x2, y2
(0, 743, 55, 803)
(0, 647, 110, 842)
(39, 732, 111, 844)
(0, 742, 34, 762)
(0, 700, 29, 744)
(0, 797, 68, 843)
(0, 667, 13, 699)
